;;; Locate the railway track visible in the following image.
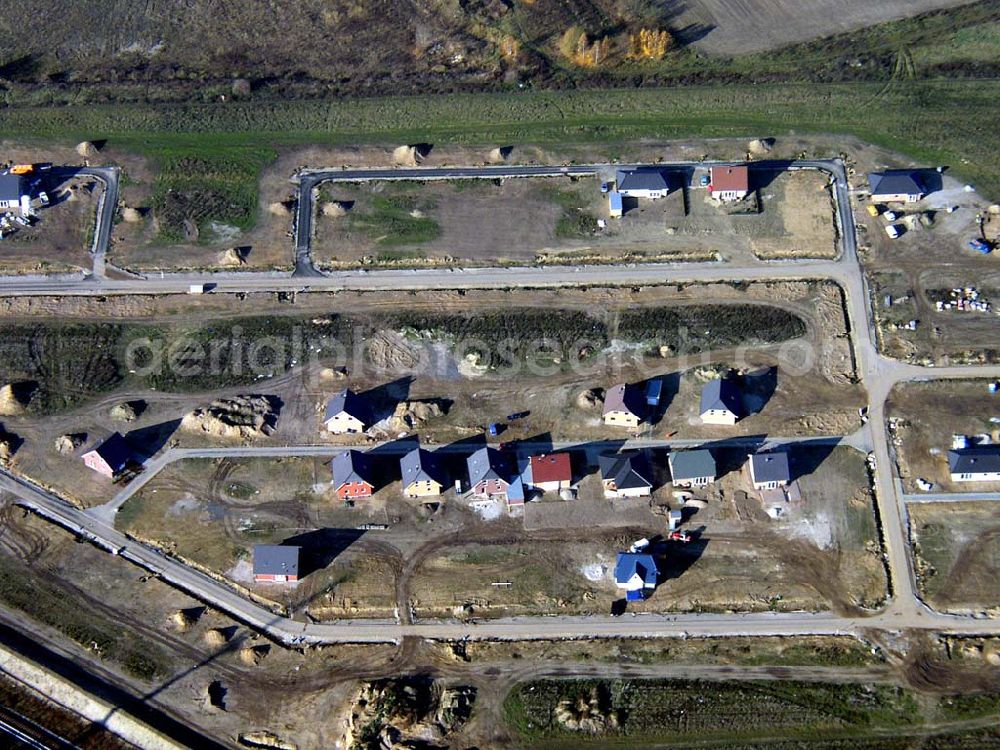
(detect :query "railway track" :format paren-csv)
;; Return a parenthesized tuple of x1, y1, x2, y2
(0, 703, 80, 750)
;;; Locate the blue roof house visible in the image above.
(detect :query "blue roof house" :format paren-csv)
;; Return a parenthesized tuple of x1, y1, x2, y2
(614, 552, 658, 596)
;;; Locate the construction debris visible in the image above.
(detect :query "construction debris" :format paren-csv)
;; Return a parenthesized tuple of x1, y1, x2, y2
(934, 287, 992, 314)
(181, 395, 281, 440)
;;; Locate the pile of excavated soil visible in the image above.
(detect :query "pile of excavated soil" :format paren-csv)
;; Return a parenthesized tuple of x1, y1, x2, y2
(181, 395, 280, 440)
(393, 145, 420, 166)
(54, 434, 86, 454)
(110, 401, 143, 422)
(76, 141, 98, 158)
(576, 388, 603, 410)
(0, 383, 32, 415)
(268, 201, 292, 216)
(218, 247, 247, 266)
(389, 400, 447, 431)
(322, 201, 348, 217)
(239, 645, 269, 666)
(748, 138, 774, 156)
(121, 207, 143, 223)
(487, 146, 513, 164)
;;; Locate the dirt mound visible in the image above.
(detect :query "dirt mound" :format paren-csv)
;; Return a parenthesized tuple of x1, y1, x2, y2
(0, 431, 18, 463)
(76, 141, 98, 158)
(389, 400, 448, 431)
(110, 400, 145, 422)
(555, 686, 619, 733)
(218, 247, 248, 266)
(487, 146, 513, 164)
(54, 433, 86, 454)
(182, 395, 281, 440)
(239, 644, 270, 666)
(203, 628, 229, 647)
(0, 382, 34, 415)
(392, 144, 432, 166)
(577, 388, 604, 410)
(321, 201, 349, 217)
(268, 201, 292, 217)
(319, 367, 348, 381)
(748, 137, 775, 156)
(170, 607, 203, 632)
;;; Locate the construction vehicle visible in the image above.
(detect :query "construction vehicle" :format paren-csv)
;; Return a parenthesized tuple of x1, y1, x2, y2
(668, 530, 692, 543)
(9, 165, 33, 175)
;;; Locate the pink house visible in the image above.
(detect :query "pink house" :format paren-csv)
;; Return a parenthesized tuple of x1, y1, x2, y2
(81, 433, 132, 478)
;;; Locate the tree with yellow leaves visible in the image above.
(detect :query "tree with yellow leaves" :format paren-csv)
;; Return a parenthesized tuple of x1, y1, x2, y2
(628, 28, 673, 60)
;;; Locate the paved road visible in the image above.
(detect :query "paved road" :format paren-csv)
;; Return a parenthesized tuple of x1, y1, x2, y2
(4, 157, 1000, 644)
(49, 166, 119, 279)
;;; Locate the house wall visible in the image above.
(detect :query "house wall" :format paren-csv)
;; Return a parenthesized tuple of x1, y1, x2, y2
(0, 199, 20, 210)
(532, 479, 568, 493)
(604, 410, 640, 428)
(713, 189, 747, 202)
(701, 408, 737, 425)
(752, 479, 786, 491)
(618, 188, 666, 200)
(952, 471, 1000, 482)
(325, 414, 365, 434)
(474, 478, 508, 499)
(673, 475, 712, 488)
(254, 573, 298, 583)
(603, 482, 650, 498)
(336, 481, 372, 500)
(405, 480, 442, 497)
(82, 452, 114, 478)
(872, 192, 920, 203)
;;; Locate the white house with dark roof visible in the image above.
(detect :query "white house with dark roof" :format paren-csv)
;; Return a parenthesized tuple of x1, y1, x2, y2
(603, 383, 645, 428)
(253, 545, 300, 583)
(868, 171, 925, 203)
(0, 173, 26, 212)
(615, 169, 670, 199)
(323, 389, 371, 434)
(699, 378, 742, 425)
(598, 452, 652, 498)
(948, 447, 1000, 482)
(668, 449, 716, 488)
(748, 450, 791, 490)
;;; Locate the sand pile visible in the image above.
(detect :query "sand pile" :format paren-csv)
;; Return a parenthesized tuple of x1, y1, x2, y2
(239, 645, 270, 666)
(110, 400, 144, 422)
(748, 137, 774, 156)
(0, 383, 33, 415)
(393, 145, 420, 166)
(576, 388, 603, 410)
(170, 610, 197, 633)
(322, 201, 348, 217)
(203, 628, 233, 647)
(76, 141, 98, 158)
(0, 435, 16, 463)
(487, 146, 513, 164)
(54, 433, 86, 454)
(218, 247, 248, 266)
(121, 207, 143, 223)
(238, 732, 297, 750)
(268, 201, 293, 216)
(389, 400, 447, 431)
(181, 395, 281, 440)
(319, 367, 348, 381)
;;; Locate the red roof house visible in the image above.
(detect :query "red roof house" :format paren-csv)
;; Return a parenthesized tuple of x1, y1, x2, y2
(709, 165, 749, 202)
(526, 452, 572, 493)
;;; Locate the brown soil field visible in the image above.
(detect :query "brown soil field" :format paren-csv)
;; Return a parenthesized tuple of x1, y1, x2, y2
(886, 379, 1000, 493)
(677, 0, 978, 55)
(910, 502, 1000, 613)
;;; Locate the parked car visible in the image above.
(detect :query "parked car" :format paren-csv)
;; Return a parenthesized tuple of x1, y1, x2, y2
(699, 174, 710, 187)
(600, 181, 610, 194)
(37, 191, 49, 206)
(885, 224, 901, 239)
(883, 211, 898, 222)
